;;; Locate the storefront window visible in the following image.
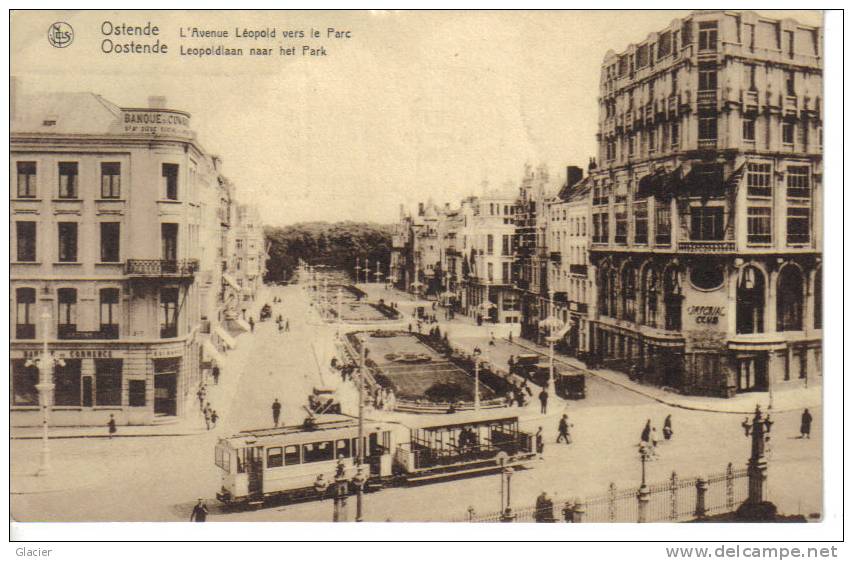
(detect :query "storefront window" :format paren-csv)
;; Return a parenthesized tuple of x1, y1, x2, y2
(95, 359, 122, 406)
(12, 359, 39, 405)
(53, 359, 82, 406)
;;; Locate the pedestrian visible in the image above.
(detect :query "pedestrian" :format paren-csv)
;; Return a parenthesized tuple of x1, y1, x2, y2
(800, 408, 813, 439)
(508, 331, 513, 343)
(508, 355, 515, 371)
(640, 419, 651, 443)
(210, 410, 219, 428)
(557, 414, 571, 444)
(490, 332, 496, 346)
(249, 317, 255, 332)
(663, 414, 673, 440)
(408, 323, 412, 333)
(197, 387, 205, 410)
(535, 491, 555, 522)
(272, 398, 282, 427)
(535, 426, 544, 460)
(650, 427, 659, 450)
(190, 499, 208, 522)
(278, 322, 284, 334)
(204, 408, 211, 431)
(107, 414, 117, 439)
(539, 388, 549, 414)
(285, 319, 290, 332)
(212, 365, 220, 385)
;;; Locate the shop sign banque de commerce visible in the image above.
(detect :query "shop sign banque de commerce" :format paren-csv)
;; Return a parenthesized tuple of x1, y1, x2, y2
(116, 108, 194, 139)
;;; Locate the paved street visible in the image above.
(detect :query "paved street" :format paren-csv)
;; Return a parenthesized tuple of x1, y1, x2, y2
(11, 283, 822, 523)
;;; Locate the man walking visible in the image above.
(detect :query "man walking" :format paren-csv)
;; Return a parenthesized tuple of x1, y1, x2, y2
(272, 398, 282, 427)
(190, 499, 209, 522)
(800, 408, 813, 439)
(107, 414, 117, 439)
(212, 365, 220, 385)
(538, 388, 549, 414)
(285, 319, 290, 332)
(556, 414, 571, 444)
(249, 316, 255, 332)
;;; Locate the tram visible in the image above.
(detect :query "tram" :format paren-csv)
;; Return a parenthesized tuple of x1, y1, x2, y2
(214, 410, 535, 506)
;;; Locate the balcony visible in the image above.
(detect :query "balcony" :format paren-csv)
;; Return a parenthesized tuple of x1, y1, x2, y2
(569, 301, 588, 315)
(515, 279, 530, 290)
(697, 138, 717, 150)
(125, 259, 199, 278)
(677, 241, 736, 253)
(697, 90, 716, 106)
(743, 90, 759, 113)
(16, 324, 36, 339)
(549, 251, 562, 263)
(569, 264, 588, 276)
(784, 95, 799, 116)
(57, 324, 119, 340)
(553, 291, 568, 303)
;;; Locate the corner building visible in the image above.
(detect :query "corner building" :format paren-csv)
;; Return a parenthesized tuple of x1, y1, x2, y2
(10, 90, 223, 425)
(588, 11, 822, 396)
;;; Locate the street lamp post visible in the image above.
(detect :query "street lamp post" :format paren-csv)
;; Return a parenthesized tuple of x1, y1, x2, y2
(637, 442, 652, 523)
(472, 347, 482, 410)
(336, 287, 343, 336)
(356, 340, 366, 521)
(26, 309, 63, 477)
(355, 258, 361, 286)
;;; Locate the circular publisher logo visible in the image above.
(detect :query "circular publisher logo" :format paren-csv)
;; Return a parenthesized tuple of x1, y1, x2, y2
(47, 22, 74, 48)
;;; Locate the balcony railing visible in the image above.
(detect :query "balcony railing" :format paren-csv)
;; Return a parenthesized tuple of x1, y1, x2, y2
(125, 259, 199, 277)
(569, 301, 588, 314)
(697, 138, 717, 150)
(569, 264, 588, 276)
(57, 324, 119, 340)
(677, 241, 736, 253)
(549, 251, 562, 263)
(697, 90, 716, 105)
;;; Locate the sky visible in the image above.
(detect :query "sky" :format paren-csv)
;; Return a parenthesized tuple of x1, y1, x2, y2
(11, 10, 822, 226)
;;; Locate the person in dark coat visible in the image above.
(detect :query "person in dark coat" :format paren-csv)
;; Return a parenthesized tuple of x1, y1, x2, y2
(538, 388, 549, 414)
(190, 499, 208, 522)
(249, 316, 255, 332)
(107, 414, 117, 439)
(534, 491, 555, 522)
(640, 419, 651, 443)
(211, 365, 220, 385)
(210, 410, 219, 428)
(535, 426, 544, 459)
(557, 414, 571, 444)
(663, 415, 673, 440)
(272, 399, 282, 427)
(800, 408, 813, 438)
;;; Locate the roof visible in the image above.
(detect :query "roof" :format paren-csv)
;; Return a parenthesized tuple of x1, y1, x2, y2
(12, 92, 123, 135)
(404, 409, 522, 431)
(557, 175, 592, 202)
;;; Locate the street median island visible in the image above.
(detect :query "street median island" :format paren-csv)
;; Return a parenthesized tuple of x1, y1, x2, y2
(347, 330, 512, 412)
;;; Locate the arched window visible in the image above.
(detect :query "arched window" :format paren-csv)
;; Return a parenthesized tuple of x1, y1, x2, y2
(777, 265, 804, 331)
(663, 267, 683, 331)
(598, 264, 610, 317)
(814, 268, 822, 329)
(621, 265, 637, 322)
(736, 266, 765, 334)
(645, 268, 660, 328)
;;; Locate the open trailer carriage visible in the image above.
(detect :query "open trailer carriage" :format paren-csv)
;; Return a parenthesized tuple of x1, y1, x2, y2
(393, 410, 535, 483)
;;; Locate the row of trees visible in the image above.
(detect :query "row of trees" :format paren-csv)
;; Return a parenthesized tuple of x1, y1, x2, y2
(264, 221, 393, 283)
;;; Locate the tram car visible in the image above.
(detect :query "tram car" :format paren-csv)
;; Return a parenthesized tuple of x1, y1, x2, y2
(555, 372, 586, 400)
(214, 410, 536, 506)
(215, 415, 396, 506)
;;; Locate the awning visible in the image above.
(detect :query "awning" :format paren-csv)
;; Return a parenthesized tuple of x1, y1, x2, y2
(637, 162, 726, 201)
(222, 273, 241, 292)
(203, 339, 227, 366)
(214, 325, 237, 350)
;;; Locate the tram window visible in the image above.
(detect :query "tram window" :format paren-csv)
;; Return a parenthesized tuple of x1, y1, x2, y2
(336, 439, 351, 458)
(284, 445, 300, 465)
(302, 441, 334, 463)
(267, 447, 283, 468)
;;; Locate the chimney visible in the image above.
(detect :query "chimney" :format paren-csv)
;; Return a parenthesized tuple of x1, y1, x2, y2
(566, 166, 583, 189)
(588, 157, 598, 173)
(148, 95, 167, 109)
(418, 202, 424, 216)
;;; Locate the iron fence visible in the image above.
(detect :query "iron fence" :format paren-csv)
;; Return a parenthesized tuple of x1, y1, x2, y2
(460, 462, 751, 523)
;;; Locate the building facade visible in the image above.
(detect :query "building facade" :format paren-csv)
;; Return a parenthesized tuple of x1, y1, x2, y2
(10, 86, 258, 426)
(588, 10, 822, 396)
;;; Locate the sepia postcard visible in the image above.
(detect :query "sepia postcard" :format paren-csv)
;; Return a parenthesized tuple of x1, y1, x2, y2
(7, 7, 842, 548)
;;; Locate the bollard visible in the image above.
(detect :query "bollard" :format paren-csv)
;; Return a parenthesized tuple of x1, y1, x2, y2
(695, 476, 709, 520)
(637, 484, 651, 523)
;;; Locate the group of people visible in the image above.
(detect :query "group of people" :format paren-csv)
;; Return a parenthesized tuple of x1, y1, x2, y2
(373, 386, 397, 411)
(504, 379, 533, 408)
(457, 425, 480, 451)
(197, 383, 220, 431)
(639, 415, 673, 457)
